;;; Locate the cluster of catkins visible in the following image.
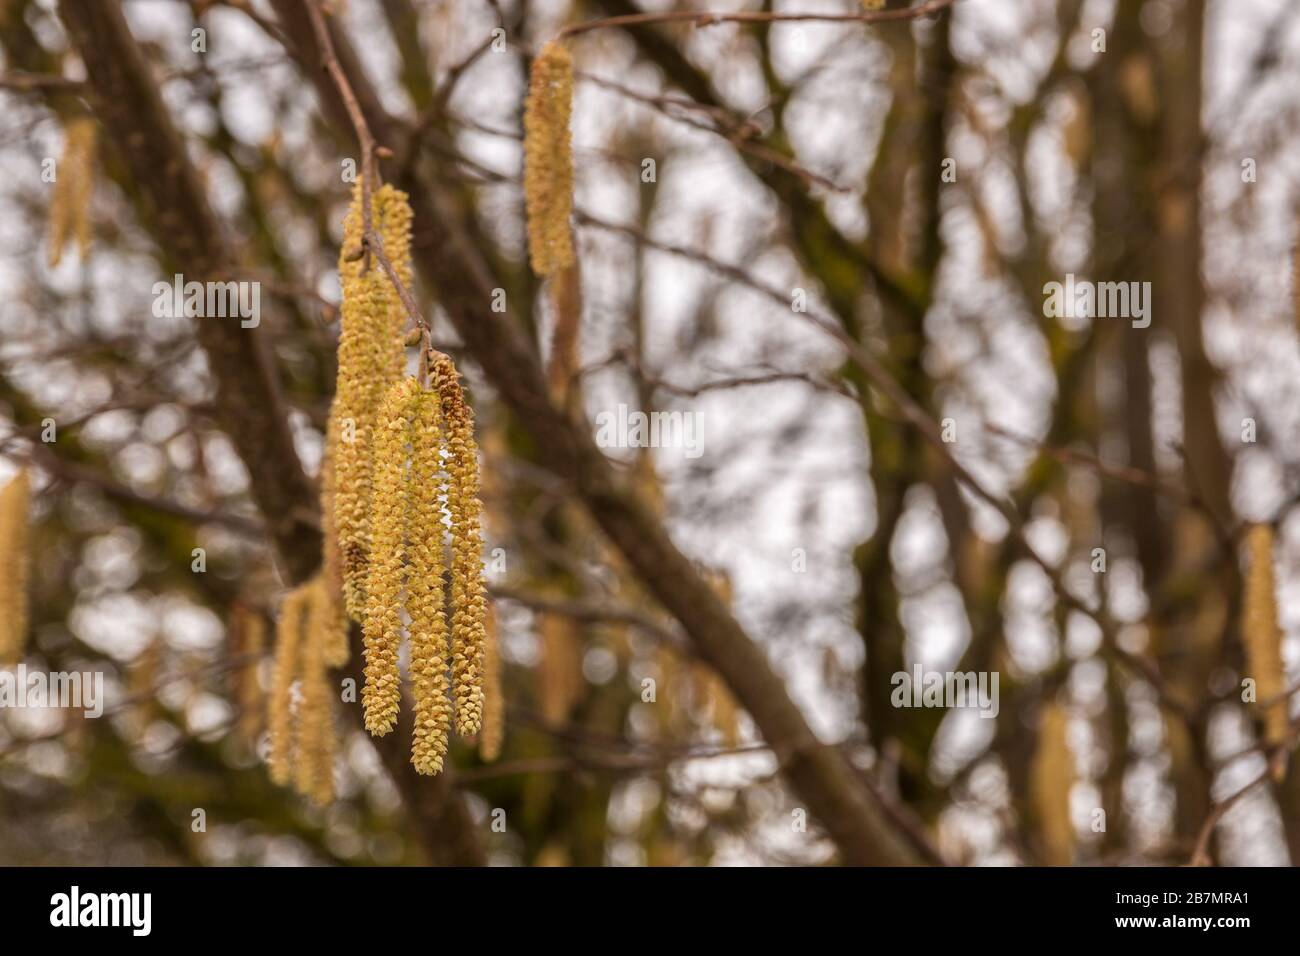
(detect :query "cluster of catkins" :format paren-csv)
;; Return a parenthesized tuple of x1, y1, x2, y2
(296, 179, 493, 779)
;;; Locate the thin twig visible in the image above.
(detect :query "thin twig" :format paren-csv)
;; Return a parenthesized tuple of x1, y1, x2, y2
(557, 0, 960, 39)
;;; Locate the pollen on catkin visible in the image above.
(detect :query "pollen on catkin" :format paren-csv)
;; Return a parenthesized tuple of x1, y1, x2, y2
(269, 584, 310, 786)
(1243, 523, 1288, 772)
(433, 352, 489, 736)
(362, 377, 418, 736)
(523, 41, 575, 278)
(331, 180, 410, 620)
(407, 386, 453, 774)
(47, 117, 96, 267)
(0, 469, 31, 666)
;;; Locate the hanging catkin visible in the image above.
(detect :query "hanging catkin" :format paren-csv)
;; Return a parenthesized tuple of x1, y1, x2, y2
(330, 180, 409, 620)
(433, 352, 489, 735)
(408, 385, 453, 774)
(47, 117, 96, 267)
(1243, 523, 1288, 772)
(1030, 701, 1074, 867)
(362, 377, 417, 736)
(537, 610, 583, 725)
(318, 418, 353, 670)
(296, 578, 337, 804)
(228, 603, 267, 752)
(479, 605, 504, 762)
(0, 469, 31, 665)
(269, 584, 310, 786)
(523, 41, 575, 278)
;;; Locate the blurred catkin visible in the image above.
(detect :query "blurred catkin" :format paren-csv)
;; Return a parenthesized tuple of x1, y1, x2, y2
(537, 611, 583, 725)
(228, 604, 267, 752)
(523, 41, 575, 277)
(296, 578, 337, 804)
(47, 117, 96, 267)
(479, 605, 504, 762)
(362, 377, 417, 736)
(0, 469, 31, 665)
(1243, 523, 1288, 774)
(408, 386, 453, 775)
(331, 180, 410, 620)
(1030, 702, 1074, 866)
(269, 584, 310, 786)
(433, 353, 488, 735)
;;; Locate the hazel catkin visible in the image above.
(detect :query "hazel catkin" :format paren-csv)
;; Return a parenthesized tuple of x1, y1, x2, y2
(407, 386, 453, 774)
(331, 180, 410, 621)
(1030, 701, 1074, 867)
(296, 578, 338, 804)
(269, 584, 310, 786)
(0, 469, 31, 665)
(228, 603, 267, 753)
(361, 377, 418, 736)
(523, 41, 575, 278)
(1243, 523, 1288, 774)
(479, 605, 504, 763)
(433, 353, 489, 736)
(47, 117, 96, 267)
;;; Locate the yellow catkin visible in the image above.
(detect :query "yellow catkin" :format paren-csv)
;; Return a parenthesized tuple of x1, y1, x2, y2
(296, 578, 337, 804)
(377, 186, 414, 379)
(269, 584, 310, 786)
(229, 603, 267, 752)
(523, 41, 575, 277)
(1030, 701, 1074, 867)
(331, 180, 409, 620)
(1243, 523, 1288, 773)
(47, 117, 96, 267)
(318, 417, 352, 669)
(408, 386, 453, 774)
(362, 377, 418, 736)
(479, 605, 504, 762)
(433, 353, 488, 735)
(0, 469, 31, 665)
